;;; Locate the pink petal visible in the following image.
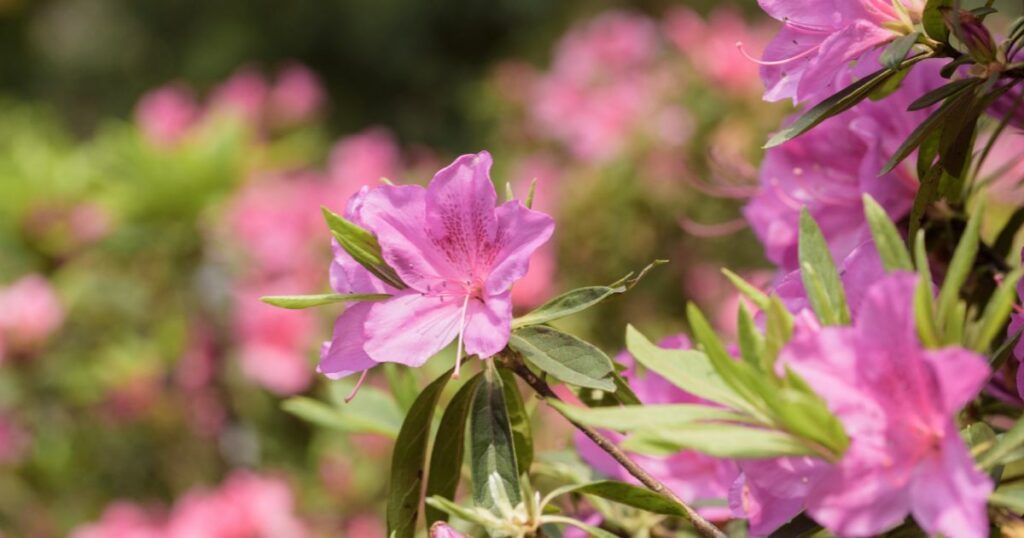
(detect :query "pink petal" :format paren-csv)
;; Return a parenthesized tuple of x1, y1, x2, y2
(360, 185, 459, 291)
(318, 303, 379, 379)
(729, 473, 805, 537)
(922, 347, 989, 414)
(806, 462, 911, 536)
(760, 25, 826, 103)
(363, 291, 462, 367)
(909, 430, 992, 538)
(425, 152, 499, 278)
(462, 292, 512, 359)
(795, 20, 892, 103)
(330, 239, 390, 295)
(853, 272, 919, 353)
(485, 201, 555, 296)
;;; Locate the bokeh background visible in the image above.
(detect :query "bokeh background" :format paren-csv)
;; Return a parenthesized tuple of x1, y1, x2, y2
(0, 0, 790, 535)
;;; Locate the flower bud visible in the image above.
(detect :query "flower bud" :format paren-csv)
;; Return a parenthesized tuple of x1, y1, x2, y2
(942, 8, 997, 64)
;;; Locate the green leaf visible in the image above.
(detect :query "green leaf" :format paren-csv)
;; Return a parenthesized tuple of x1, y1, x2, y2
(914, 232, 942, 348)
(470, 368, 522, 514)
(721, 268, 770, 311)
(909, 162, 942, 243)
(880, 31, 920, 68)
(383, 363, 420, 412)
(542, 516, 618, 538)
(425, 373, 483, 527)
(863, 194, 913, 271)
(549, 400, 752, 432)
(609, 371, 641, 406)
(508, 326, 615, 391)
(561, 480, 692, 518)
(922, 0, 952, 42)
(937, 89, 981, 179)
(286, 385, 404, 438)
(260, 292, 390, 309)
(625, 325, 746, 411)
(687, 303, 774, 412)
(980, 414, 1024, 469)
(763, 295, 795, 365)
(765, 66, 898, 148)
(512, 287, 624, 329)
(321, 206, 406, 289)
(990, 489, 1024, 513)
(621, 423, 813, 459)
(908, 77, 979, 111)
(387, 370, 453, 538)
(736, 303, 764, 370)
(972, 268, 1024, 352)
(916, 127, 941, 182)
(798, 210, 851, 325)
(880, 88, 968, 175)
(767, 385, 849, 458)
(498, 368, 533, 477)
(937, 208, 981, 329)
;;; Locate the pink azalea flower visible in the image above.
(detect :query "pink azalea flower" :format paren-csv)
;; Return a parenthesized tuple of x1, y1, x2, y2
(0, 274, 65, 354)
(664, 8, 771, 94)
(776, 273, 991, 537)
(167, 471, 308, 538)
(754, 0, 925, 104)
(0, 413, 29, 465)
(576, 336, 740, 520)
(743, 61, 941, 271)
(319, 151, 554, 384)
(774, 240, 885, 318)
(327, 127, 402, 202)
(208, 66, 270, 128)
(268, 63, 325, 128)
(70, 501, 165, 538)
(429, 522, 465, 538)
(730, 457, 827, 536)
(134, 83, 200, 147)
(235, 284, 315, 395)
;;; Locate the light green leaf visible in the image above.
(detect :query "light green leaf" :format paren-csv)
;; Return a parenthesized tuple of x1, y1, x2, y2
(508, 326, 615, 391)
(548, 400, 752, 432)
(863, 194, 913, 271)
(551, 480, 691, 518)
(387, 370, 453, 538)
(470, 369, 522, 514)
(284, 388, 403, 438)
(622, 424, 813, 459)
(542, 516, 618, 538)
(922, 0, 952, 42)
(260, 292, 390, 309)
(971, 269, 1023, 352)
(321, 206, 406, 289)
(980, 415, 1024, 469)
(937, 207, 981, 329)
(763, 295, 795, 365)
(880, 31, 920, 69)
(736, 303, 764, 370)
(798, 210, 851, 325)
(721, 268, 770, 310)
(425, 373, 484, 527)
(512, 286, 624, 329)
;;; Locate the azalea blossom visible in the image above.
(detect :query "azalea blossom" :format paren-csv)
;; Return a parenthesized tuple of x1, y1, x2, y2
(319, 151, 554, 387)
(753, 0, 924, 104)
(577, 335, 740, 521)
(134, 83, 200, 147)
(744, 60, 941, 271)
(429, 522, 465, 538)
(0, 274, 65, 356)
(775, 273, 991, 537)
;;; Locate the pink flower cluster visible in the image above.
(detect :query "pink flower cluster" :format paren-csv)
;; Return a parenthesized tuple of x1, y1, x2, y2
(663, 7, 772, 95)
(223, 129, 405, 395)
(0, 274, 65, 361)
(71, 471, 308, 538)
(135, 63, 325, 147)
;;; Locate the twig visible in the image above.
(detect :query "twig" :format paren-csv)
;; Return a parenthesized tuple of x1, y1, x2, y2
(500, 354, 727, 538)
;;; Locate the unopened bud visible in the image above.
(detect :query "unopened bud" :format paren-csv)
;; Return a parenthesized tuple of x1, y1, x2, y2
(942, 7, 997, 64)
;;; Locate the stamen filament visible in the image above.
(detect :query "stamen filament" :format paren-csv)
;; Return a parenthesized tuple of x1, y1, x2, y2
(736, 41, 821, 66)
(345, 370, 369, 403)
(453, 294, 471, 379)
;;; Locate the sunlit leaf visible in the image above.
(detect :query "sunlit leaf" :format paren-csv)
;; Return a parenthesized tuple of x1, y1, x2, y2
(470, 369, 522, 514)
(509, 326, 615, 391)
(425, 373, 483, 527)
(260, 292, 389, 309)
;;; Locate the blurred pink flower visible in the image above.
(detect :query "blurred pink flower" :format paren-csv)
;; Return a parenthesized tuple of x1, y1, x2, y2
(344, 514, 386, 537)
(0, 413, 29, 465)
(776, 273, 991, 537)
(269, 63, 326, 127)
(979, 130, 1024, 204)
(664, 8, 770, 94)
(235, 284, 315, 395)
(167, 471, 308, 538)
(208, 66, 271, 127)
(576, 335, 740, 520)
(755, 0, 925, 104)
(509, 157, 561, 309)
(327, 127, 402, 201)
(743, 61, 941, 271)
(70, 502, 165, 538)
(430, 522, 465, 538)
(321, 151, 554, 381)
(134, 83, 200, 147)
(0, 274, 65, 355)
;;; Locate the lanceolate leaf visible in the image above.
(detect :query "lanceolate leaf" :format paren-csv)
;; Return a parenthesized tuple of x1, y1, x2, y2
(508, 326, 615, 391)
(979, 414, 1024, 469)
(621, 423, 813, 459)
(798, 210, 851, 325)
(880, 87, 971, 175)
(880, 31, 920, 69)
(721, 268, 770, 310)
(907, 77, 979, 111)
(548, 400, 752, 432)
(470, 369, 522, 514)
(387, 370, 454, 538)
(321, 206, 406, 289)
(765, 65, 904, 148)
(937, 208, 981, 328)
(971, 267, 1023, 352)
(922, 0, 953, 42)
(554, 480, 691, 518)
(260, 292, 390, 309)
(512, 286, 624, 329)
(424, 373, 484, 527)
(497, 368, 533, 477)
(914, 232, 942, 348)
(863, 194, 913, 271)
(908, 163, 942, 243)
(281, 394, 403, 438)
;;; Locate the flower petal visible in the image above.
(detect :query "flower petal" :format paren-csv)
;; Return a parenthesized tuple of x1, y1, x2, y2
(360, 184, 459, 291)
(853, 272, 919, 353)
(462, 292, 512, 359)
(922, 347, 989, 414)
(425, 151, 499, 278)
(795, 20, 892, 103)
(486, 201, 555, 295)
(729, 473, 805, 537)
(363, 291, 462, 367)
(909, 429, 992, 538)
(318, 303, 378, 379)
(806, 461, 911, 536)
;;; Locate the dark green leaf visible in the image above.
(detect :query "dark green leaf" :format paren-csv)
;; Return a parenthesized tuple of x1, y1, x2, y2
(321, 206, 406, 289)
(387, 370, 453, 538)
(881, 31, 920, 68)
(908, 77, 979, 111)
(508, 326, 615, 391)
(566, 480, 691, 518)
(765, 66, 898, 148)
(498, 368, 533, 476)
(425, 373, 483, 527)
(938, 89, 981, 178)
(863, 194, 913, 271)
(470, 369, 522, 513)
(798, 210, 850, 325)
(923, 0, 952, 42)
(916, 127, 941, 181)
(908, 163, 942, 243)
(609, 371, 641, 406)
(940, 55, 975, 78)
(880, 88, 971, 175)
(260, 292, 389, 309)
(281, 395, 402, 438)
